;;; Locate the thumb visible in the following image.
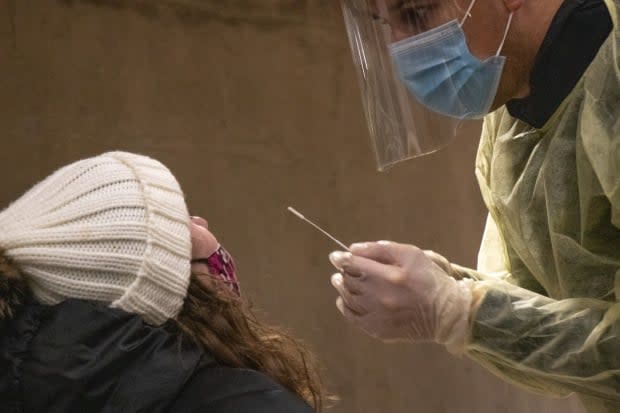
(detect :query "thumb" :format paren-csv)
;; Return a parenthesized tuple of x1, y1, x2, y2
(350, 240, 417, 266)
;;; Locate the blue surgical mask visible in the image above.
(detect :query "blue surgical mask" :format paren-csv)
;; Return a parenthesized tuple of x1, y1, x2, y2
(389, 8, 514, 120)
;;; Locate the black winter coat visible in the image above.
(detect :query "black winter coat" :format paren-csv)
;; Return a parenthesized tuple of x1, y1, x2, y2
(0, 299, 314, 413)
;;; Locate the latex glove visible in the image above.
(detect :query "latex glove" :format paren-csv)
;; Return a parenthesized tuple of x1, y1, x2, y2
(329, 241, 474, 353)
(424, 250, 468, 280)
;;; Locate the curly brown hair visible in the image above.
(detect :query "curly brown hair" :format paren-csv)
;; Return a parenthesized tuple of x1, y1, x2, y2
(174, 272, 328, 411)
(0, 249, 329, 411)
(0, 250, 29, 321)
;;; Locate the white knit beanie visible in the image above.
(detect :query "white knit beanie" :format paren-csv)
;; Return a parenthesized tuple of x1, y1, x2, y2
(0, 152, 192, 325)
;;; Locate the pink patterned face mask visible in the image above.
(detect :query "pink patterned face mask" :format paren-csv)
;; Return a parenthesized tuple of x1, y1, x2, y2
(191, 246, 240, 296)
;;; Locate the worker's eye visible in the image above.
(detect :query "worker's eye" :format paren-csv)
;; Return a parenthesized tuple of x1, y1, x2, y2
(399, 2, 430, 27)
(393, 0, 436, 32)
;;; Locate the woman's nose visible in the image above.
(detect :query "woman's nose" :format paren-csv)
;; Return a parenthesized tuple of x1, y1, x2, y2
(191, 216, 209, 229)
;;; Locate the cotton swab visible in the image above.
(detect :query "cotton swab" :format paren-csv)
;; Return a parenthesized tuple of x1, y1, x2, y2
(287, 207, 351, 252)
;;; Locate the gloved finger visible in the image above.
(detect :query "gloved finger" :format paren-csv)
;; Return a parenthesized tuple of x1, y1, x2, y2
(329, 251, 394, 280)
(335, 296, 365, 322)
(343, 241, 393, 265)
(350, 241, 423, 267)
(342, 272, 365, 295)
(331, 273, 367, 315)
(336, 297, 379, 340)
(329, 250, 352, 271)
(424, 249, 453, 275)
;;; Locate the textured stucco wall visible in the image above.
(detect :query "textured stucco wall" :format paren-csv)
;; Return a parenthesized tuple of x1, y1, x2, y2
(0, 1, 584, 412)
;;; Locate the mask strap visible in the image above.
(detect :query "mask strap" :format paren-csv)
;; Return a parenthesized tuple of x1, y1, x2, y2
(495, 13, 514, 56)
(459, 0, 478, 27)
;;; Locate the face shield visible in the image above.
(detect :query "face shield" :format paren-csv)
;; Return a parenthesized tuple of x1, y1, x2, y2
(341, 0, 513, 171)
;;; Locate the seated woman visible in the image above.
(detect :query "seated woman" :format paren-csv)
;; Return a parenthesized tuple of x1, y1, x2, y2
(0, 152, 325, 413)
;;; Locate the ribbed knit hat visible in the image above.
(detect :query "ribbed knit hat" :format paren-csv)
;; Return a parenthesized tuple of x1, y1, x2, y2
(0, 152, 192, 325)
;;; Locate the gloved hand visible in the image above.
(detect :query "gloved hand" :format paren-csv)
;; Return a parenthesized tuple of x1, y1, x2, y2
(329, 241, 474, 353)
(424, 249, 469, 280)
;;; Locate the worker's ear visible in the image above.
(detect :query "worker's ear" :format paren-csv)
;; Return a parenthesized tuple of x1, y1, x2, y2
(504, 0, 525, 12)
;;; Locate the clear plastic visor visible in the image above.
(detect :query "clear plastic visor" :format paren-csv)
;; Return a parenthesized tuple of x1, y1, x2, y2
(341, 0, 487, 171)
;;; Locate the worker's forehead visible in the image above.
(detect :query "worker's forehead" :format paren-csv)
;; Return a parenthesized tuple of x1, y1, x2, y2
(381, 0, 448, 7)
(371, 0, 458, 13)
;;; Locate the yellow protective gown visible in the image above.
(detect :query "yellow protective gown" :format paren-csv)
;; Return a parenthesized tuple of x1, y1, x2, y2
(457, 1, 620, 411)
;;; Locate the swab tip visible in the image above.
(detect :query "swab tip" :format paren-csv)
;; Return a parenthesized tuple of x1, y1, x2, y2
(287, 206, 305, 220)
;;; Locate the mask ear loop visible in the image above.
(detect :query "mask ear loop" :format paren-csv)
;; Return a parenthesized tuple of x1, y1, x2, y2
(495, 13, 514, 56)
(459, 1, 514, 57)
(459, 0, 478, 27)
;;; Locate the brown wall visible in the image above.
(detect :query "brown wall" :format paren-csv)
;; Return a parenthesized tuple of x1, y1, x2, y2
(0, 1, 584, 412)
